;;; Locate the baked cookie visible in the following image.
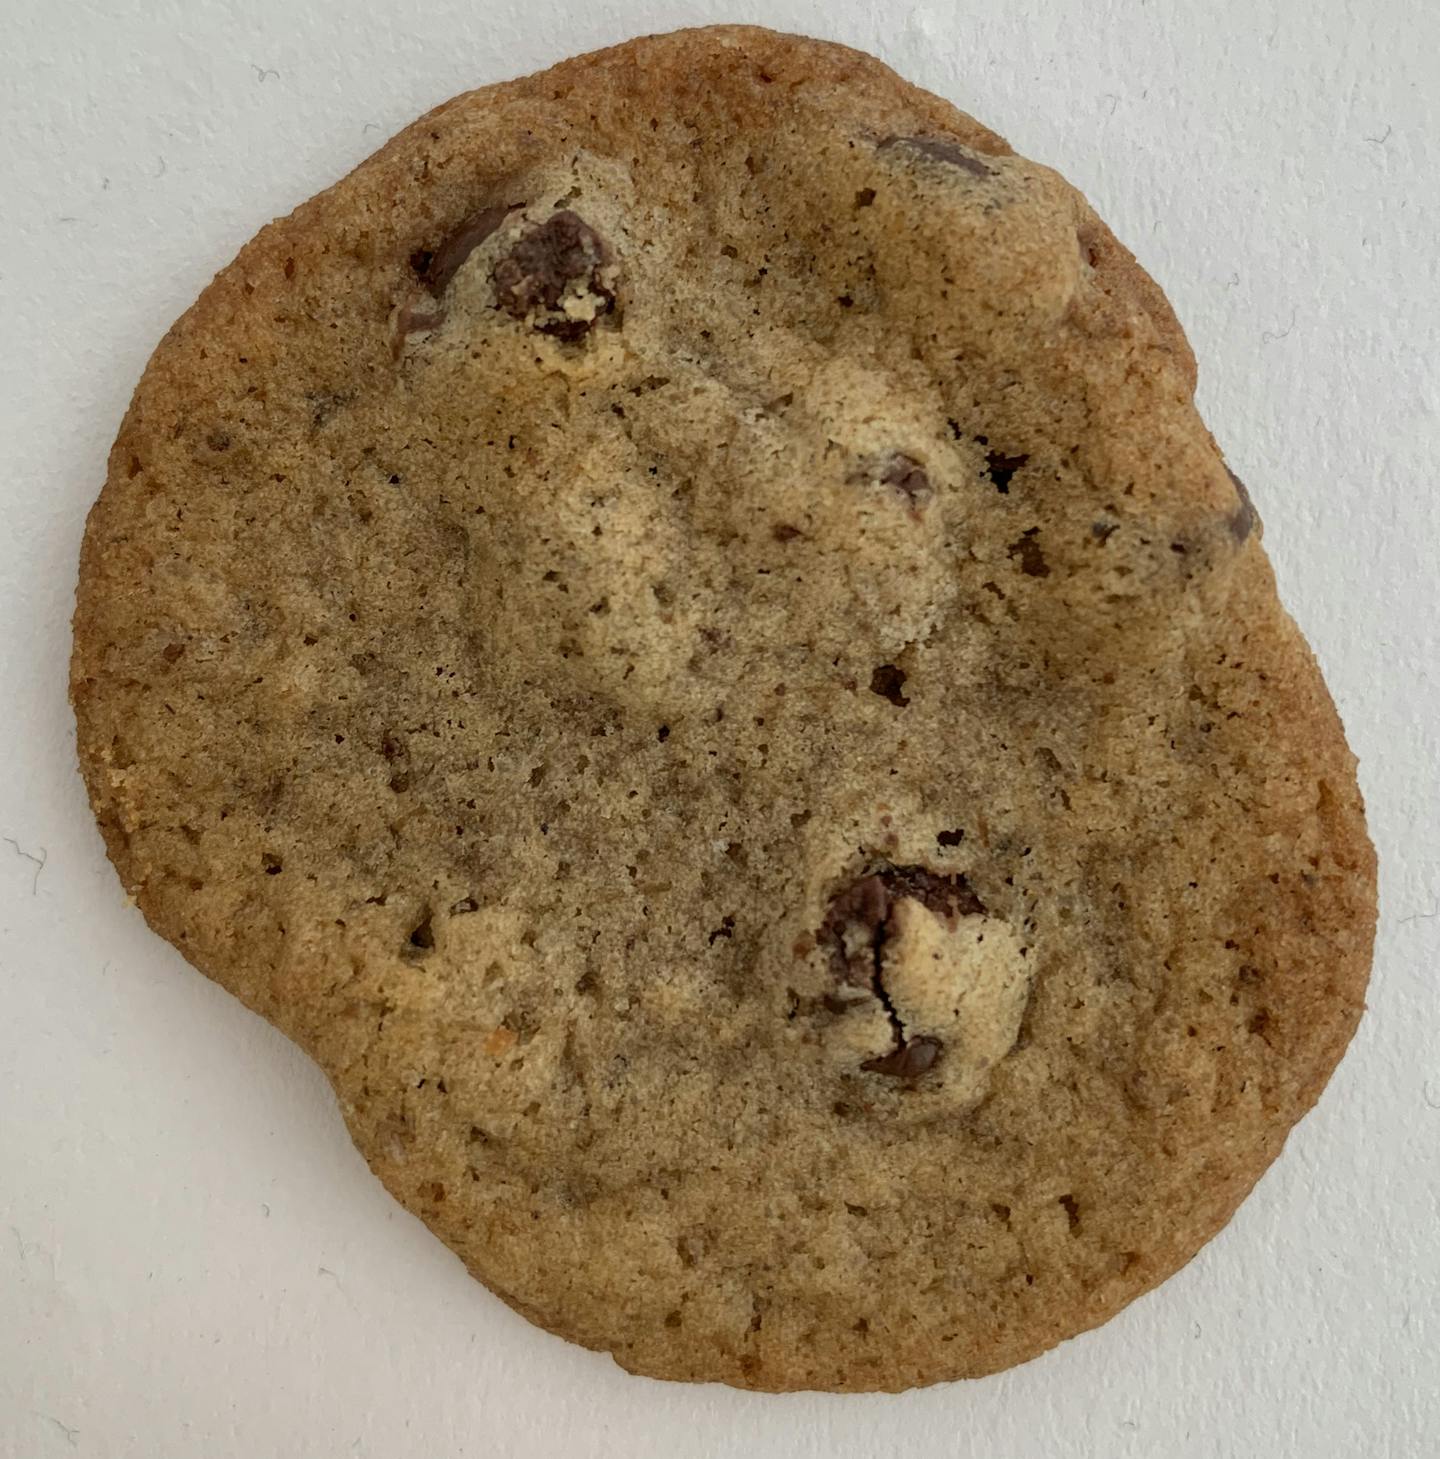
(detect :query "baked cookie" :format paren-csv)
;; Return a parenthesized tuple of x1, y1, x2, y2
(71, 26, 1376, 1391)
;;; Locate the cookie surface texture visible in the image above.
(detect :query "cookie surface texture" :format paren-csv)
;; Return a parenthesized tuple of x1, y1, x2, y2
(71, 25, 1376, 1391)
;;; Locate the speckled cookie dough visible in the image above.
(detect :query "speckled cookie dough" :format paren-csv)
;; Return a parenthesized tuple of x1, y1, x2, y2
(71, 26, 1376, 1391)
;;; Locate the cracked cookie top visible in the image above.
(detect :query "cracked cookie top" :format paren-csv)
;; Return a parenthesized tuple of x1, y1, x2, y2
(71, 25, 1375, 1392)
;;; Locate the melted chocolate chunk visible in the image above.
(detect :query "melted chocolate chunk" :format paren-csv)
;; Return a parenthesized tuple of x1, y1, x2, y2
(879, 134, 995, 177)
(492, 210, 616, 341)
(862, 1037, 942, 1078)
(1226, 466, 1257, 543)
(817, 864, 986, 1079)
(820, 873, 891, 986)
(418, 205, 516, 295)
(393, 301, 447, 351)
(396, 206, 520, 349)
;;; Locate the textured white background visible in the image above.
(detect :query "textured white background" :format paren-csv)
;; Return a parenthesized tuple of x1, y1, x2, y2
(2, 1, 1436, 1455)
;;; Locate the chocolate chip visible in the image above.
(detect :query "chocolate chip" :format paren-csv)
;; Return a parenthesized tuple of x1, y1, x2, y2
(771, 523, 803, 542)
(862, 1037, 942, 1078)
(879, 135, 994, 177)
(876, 863, 986, 923)
(820, 873, 891, 985)
(395, 300, 447, 343)
(985, 449, 1028, 493)
(492, 210, 617, 341)
(418, 205, 516, 295)
(1008, 531, 1050, 578)
(816, 864, 985, 1080)
(869, 665, 909, 707)
(1226, 466, 1257, 542)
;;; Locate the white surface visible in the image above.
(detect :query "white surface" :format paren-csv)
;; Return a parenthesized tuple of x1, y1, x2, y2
(2, 1, 1436, 1454)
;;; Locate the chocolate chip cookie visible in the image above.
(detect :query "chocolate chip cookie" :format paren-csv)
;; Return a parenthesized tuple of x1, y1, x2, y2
(70, 26, 1376, 1390)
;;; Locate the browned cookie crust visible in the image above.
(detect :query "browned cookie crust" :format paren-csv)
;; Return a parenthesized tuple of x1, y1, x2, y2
(71, 26, 1375, 1391)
